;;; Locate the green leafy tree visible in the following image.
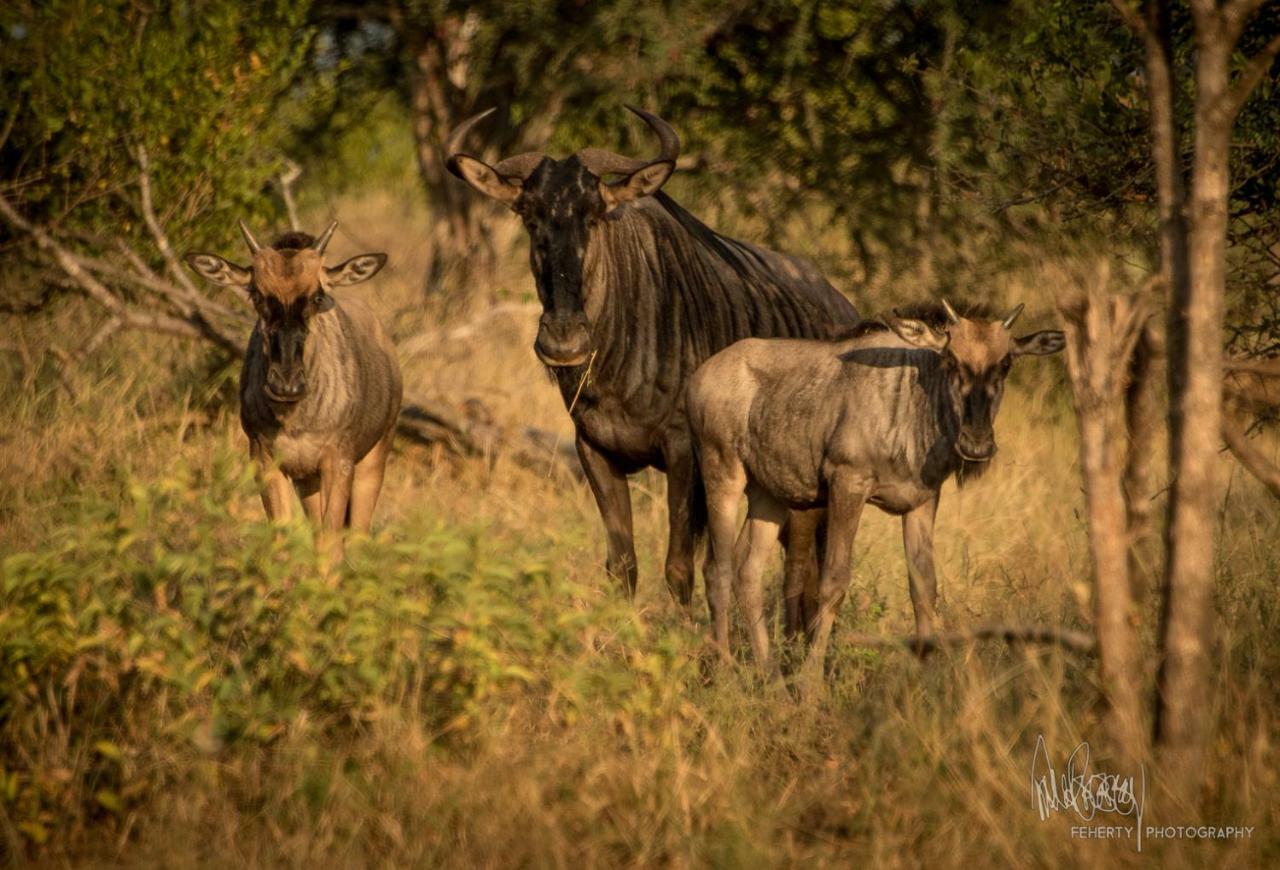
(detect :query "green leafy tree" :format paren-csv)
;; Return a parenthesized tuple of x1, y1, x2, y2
(1, 0, 314, 360)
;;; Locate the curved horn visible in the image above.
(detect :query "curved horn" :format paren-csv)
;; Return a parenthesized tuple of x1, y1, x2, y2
(313, 219, 338, 254)
(238, 219, 262, 255)
(492, 151, 549, 180)
(577, 106, 682, 178)
(940, 298, 961, 325)
(624, 104, 680, 165)
(445, 108, 546, 182)
(1001, 302, 1025, 330)
(444, 108, 498, 178)
(576, 148, 650, 177)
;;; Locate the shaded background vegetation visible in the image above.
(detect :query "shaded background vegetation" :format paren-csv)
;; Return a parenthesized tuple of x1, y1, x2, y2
(1, 0, 1278, 865)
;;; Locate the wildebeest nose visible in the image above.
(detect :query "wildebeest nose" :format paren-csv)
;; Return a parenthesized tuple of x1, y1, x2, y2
(266, 369, 306, 400)
(539, 313, 589, 339)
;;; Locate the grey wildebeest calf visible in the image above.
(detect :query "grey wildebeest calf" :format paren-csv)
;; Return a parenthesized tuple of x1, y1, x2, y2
(687, 301, 1064, 682)
(445, 105, 858, 607)
(185, 221, 402, 557)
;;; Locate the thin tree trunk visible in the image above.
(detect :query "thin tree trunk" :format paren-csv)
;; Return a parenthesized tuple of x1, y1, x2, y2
(1060, 278, 1148, 764)
(1155, 4, 1232, 808)
(405, 33, 496, 306)
(1125, 0, 1187, 597)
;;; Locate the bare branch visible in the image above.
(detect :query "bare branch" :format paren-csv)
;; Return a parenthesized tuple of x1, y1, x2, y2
(1227, 31, 1280, 121)
(1223, 413, 1280, 499)
(1223, 356, 1280, 377)
(0, 110, 17, 154)
(277, 159, 302, 231)
(135, 146, 201, 297)
(44, 344, 80, 400)
(82, 316, 124, 358)
(2, 192, 130, 316)
(845, 624, 1096, 656)
(1222, 0, 1271, 34)
(0, 191, 212, 345)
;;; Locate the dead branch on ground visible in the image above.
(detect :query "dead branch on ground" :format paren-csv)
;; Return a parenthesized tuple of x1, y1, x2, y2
(845, 624, 1096, 656)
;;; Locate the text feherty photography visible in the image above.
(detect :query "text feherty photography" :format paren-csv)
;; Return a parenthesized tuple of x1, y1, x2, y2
(1031, 734, 1257, 852)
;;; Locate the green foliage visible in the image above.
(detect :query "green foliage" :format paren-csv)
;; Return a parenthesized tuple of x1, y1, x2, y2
(0, 445, 688, 850)
(1, 0, 314, 252)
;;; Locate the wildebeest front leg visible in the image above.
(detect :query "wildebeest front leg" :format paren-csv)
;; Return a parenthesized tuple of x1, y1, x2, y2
(902, 496, 940, 640)
(702, 454, 747, 656)
(661, 441, 698, 608)
(317, 454, 355, 561)
(799, 473, 867, 693)
(738, 487, 788, 677)
(253, 447, 295, 522)
(576, 435, 638, 597)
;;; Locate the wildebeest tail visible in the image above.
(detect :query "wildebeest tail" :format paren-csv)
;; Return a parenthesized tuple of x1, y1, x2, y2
(687, 442, 709, 550)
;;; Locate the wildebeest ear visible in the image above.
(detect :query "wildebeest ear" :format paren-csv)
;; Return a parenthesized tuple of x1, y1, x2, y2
(600, 160, 674, 211)
(184, 252, 251, 288)
(325, 253, 387, 287)
(886, 315, 949, 352)
(450, 154, 522, 207)
(1013, 330, 1066, 356)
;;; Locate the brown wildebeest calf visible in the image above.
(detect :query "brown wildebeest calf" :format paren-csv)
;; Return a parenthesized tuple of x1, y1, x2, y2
(185, 220, 402, 557)
(687, 300, 1064, 685)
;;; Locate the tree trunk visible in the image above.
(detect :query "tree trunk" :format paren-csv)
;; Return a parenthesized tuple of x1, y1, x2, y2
(1060, 278, 1148, 764)
(1154, 5, 1232, 809)
(1125, 0, 1187, 598)
(405, 33, 496, 308)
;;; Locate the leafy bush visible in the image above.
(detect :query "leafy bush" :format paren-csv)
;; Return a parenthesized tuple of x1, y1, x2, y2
(0, 449, 678, 850)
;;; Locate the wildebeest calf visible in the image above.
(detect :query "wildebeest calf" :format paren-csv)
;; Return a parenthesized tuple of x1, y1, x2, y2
(687, 300, 1064, 684)
(185, 220, 402, 557)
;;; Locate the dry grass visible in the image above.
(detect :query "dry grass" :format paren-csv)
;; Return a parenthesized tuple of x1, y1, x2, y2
(3, 192, 1279, 869)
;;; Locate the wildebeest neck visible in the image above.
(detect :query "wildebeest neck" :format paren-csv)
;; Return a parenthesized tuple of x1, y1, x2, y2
(554, 192, 860, 419)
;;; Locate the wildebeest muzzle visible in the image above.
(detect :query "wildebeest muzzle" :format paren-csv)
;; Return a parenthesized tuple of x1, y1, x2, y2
(535, 313, 592, 367)
(265, 328, 307, 402)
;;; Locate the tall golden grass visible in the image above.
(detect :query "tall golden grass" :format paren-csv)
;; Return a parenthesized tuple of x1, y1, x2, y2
(2, 187, 1278, 868)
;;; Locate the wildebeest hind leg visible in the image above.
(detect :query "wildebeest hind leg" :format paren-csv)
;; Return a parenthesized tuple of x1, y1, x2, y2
(661, 445, 698, 608)
(703, 458, 746, 656)
(348, 434, 392, 533)
(781, 508, 823, 642)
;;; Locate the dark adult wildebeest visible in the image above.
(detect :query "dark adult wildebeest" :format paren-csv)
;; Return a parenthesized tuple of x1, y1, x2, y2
(445, 106, 859, 607)
(687, 301, 1064, 683)
(185, 221, 402, 557)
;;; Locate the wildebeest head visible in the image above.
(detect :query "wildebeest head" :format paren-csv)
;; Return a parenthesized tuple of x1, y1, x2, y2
(887, 301, 1064, 462)
(445, 106, 679, 367)
(184, 221, 386, 403)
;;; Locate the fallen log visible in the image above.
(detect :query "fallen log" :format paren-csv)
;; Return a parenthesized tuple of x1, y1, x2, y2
(845, 623, 1096, 655)
(397, 393, 581, 480)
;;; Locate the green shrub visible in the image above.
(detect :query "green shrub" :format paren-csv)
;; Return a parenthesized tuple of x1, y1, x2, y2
(0, 450, 671, 850)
